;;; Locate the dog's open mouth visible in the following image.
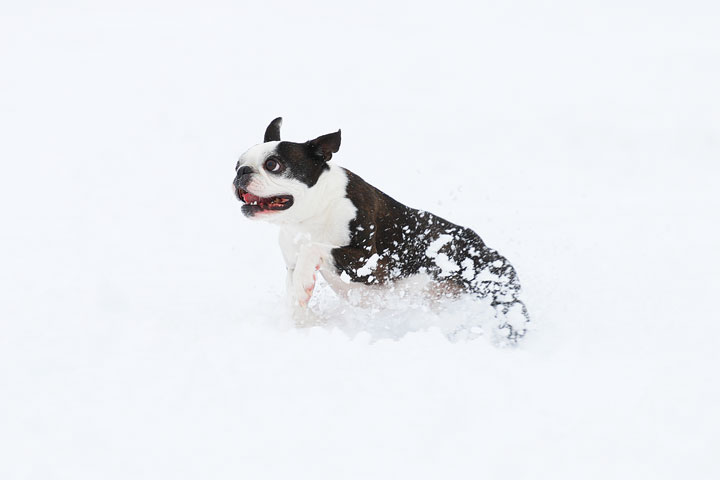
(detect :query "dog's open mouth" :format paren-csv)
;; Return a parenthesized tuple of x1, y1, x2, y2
(236, 188, 294, 213)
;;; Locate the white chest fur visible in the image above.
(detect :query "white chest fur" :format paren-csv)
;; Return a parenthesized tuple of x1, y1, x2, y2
(278, 165, 357, 307)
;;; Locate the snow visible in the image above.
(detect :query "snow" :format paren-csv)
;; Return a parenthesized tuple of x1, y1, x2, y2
(425, 234, 452, 257)
(425, 234, 460, 277)
(356, 253, 380, 277)
(460, 258, 475, 280)
(1, 1, 720, 479)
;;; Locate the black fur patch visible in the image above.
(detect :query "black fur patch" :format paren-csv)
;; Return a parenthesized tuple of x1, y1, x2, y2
(264, 117, 283, 142)
(307, 130, 341, 161)
(274, 141, 330, 188)
(332, 169, 529, 338)
(251, 119, 339, 188)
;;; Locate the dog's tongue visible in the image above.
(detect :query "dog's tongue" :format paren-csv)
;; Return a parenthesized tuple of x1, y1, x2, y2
(242, 192, 261, 204)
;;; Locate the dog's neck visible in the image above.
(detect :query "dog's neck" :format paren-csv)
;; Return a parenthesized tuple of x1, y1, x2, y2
(278, 164, 357, 248)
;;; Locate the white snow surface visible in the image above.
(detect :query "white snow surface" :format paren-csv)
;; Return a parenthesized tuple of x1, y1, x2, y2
(1, 1, 720, 479)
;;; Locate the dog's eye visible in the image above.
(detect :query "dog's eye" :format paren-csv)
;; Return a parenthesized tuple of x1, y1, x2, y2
(264, 158, 282, 173)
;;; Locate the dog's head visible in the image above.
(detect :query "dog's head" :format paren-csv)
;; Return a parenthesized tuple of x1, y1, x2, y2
(233, 117, 341, 223)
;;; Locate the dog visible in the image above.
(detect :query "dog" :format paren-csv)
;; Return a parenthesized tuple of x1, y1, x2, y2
(233, 118, 530, 339)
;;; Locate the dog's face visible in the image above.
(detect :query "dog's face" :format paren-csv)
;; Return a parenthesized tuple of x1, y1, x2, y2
(233, 118, 341, 224)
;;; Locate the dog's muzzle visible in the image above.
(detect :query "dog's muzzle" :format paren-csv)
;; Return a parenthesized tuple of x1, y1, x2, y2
(234, 166, 253, 191)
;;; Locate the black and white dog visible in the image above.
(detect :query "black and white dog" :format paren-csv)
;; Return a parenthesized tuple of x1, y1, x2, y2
(233, 118, 530, 339)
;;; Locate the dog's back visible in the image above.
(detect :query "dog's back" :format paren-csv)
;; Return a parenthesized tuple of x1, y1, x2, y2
(331, 169, 529, 339)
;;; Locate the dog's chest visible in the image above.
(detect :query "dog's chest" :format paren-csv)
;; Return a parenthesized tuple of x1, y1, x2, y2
(278, 194, 356, 269)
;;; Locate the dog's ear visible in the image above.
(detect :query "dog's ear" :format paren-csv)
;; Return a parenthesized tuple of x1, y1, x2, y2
(264, 117, 283, 142)
(307, 130, 341, 161)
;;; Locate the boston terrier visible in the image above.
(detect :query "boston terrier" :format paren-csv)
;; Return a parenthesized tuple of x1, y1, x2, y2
(233, 118, 530, 340)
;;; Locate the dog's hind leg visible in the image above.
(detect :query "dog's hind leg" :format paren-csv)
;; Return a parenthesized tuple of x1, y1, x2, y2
(491, 299, 530, 342)
(450, 231, 530, 341)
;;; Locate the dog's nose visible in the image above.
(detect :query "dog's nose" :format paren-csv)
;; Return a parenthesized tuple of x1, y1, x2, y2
(237, 166, 253, 177)
(234, 165, 254, 191)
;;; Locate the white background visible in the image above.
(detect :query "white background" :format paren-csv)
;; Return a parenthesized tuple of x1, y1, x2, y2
(1, 1, 719, 478)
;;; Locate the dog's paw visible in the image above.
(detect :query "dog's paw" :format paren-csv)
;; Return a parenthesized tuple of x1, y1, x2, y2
(290, 264, 320, 307)
(291, 304, 323, 327)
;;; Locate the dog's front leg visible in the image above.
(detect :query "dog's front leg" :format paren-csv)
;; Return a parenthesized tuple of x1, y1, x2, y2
(279, 230, 328, 309)
(289, 244, 324, 308)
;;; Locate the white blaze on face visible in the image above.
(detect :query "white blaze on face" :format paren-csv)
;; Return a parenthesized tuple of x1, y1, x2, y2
(237, 141, 283, 198)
